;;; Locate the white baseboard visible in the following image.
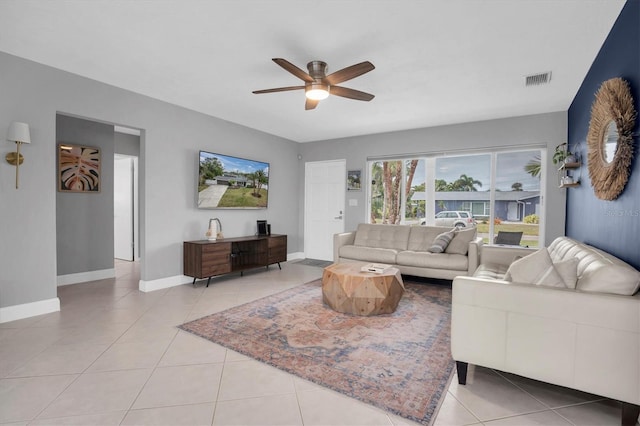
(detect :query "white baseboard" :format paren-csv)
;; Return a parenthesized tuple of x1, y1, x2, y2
(287, 252, 305, 261)
(0, 297, 60, 324)
(139, 275, 193, 292)
(57, 268, 116, 286)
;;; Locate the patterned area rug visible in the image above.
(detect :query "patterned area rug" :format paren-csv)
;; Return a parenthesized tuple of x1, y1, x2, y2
(179, 279, 454, 425)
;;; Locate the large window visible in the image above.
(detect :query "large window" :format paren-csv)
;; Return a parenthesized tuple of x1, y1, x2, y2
(367, 148, 545, 247)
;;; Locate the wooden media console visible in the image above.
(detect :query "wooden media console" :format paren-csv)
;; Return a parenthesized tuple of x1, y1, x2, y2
(183, 234, 287, 286)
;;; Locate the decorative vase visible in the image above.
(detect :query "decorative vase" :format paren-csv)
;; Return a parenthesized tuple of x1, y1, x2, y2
(206, 218, 219, 241)
(564, 154, 576, 164)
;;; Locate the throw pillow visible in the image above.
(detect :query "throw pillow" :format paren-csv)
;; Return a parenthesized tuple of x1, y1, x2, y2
(505, 248, 566, 288)
(445, 227, 477, 255)
(428, 229, 456, 253)
(554, 257, 579, 289)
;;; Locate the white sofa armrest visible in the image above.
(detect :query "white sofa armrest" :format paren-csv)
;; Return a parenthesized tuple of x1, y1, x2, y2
(333, 231, 356, 263)
(451, 275, 640, 404)
(467, 237, 483, 275)
(480, 245, 536, 267)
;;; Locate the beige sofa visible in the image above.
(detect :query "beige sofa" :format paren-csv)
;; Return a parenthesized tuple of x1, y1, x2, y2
(333, 223, 482, 279)
(451, 236, 640, 425)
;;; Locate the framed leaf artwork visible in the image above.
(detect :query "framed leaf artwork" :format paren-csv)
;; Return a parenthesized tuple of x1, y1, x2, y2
(58, 143, 101, 192)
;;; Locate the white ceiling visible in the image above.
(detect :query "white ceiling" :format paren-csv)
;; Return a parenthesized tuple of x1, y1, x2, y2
(0, 0, 625, 143)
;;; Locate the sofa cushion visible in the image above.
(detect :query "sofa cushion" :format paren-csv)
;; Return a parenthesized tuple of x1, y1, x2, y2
(473, 263, 510, 280)
(446, 227, 477, 255)
(407, 226, 451, 251)
(429, 229, 456, 253)
(338, 245, 398, 264)
(396, 251, 468, 271)
(505, 249, 566, 288)
(353, 223, 410, 251)
(547, 237, 640, 295)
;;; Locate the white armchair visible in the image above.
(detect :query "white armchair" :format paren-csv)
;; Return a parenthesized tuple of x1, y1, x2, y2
(451, 237, 640, 425)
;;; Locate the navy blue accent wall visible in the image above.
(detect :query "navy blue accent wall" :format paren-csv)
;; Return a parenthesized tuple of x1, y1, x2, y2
(566, 0, 640, 268)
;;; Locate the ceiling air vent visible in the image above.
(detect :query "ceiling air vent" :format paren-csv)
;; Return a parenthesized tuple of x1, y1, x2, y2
(525, 71, 551, 86)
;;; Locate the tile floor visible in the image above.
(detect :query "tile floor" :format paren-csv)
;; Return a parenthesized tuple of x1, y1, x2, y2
(0, 260, 634, 426)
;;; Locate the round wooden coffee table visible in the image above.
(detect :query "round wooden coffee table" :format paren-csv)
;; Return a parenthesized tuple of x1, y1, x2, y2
(321, 262, 405, 316)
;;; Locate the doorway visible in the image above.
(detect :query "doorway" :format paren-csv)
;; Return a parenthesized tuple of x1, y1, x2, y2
(114, 154, 138, 261)
(304, 159, 346, 261)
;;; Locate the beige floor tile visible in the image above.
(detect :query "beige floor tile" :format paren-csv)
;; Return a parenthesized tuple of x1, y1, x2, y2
(158, 330, 227, 366)
(87, 307, 147, 325)
(554, 399, 625, 426)
(53, 322, 132, 346)
(0, 326, 64, 348)
(0, 375, 78, 423)
(292, 376, 324, 393)
(0, 261, 628, 426)
(0, 315, 44, 329)
(1, 346, 44, 378)
(297, 387, 393, 426)
(0, 328, 19, 342)
(132, 363, 223, 409)
(86, 340, 170, 372)
(217, 359, 296, 401)
(116, 323, 179, 344)
(8, 343, 109, 377)
(121, 402, 215, 425)
(448, 367, 547, 421)
(38, 369, 152, 419)
(433, 393, 482, 426)
(29, 411, 126, 425)
(213, 393, 303, 425)
(498, 371, 604, 408)
(224, 350, 251, 362)
(484, 410, 573, 425)
(136, 306, 193, 326)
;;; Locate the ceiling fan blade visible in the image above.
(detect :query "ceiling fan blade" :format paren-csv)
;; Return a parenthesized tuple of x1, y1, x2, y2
(330, 86, 375, 101)
(305, 98, 319, 110)
(325, 61, 375, 85)
(252, 86, 305, 94)
(272, 58, 314, 83)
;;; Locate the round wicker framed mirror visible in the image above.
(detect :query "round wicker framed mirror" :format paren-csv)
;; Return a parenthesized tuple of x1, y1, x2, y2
(586, 78, 637, 201)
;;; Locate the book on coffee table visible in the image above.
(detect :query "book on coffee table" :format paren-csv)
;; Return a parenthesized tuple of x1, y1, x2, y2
(360, 263, 393, 274)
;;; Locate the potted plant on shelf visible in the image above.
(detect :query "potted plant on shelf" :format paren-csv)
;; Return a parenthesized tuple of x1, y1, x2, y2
(553, 143, 576, 165)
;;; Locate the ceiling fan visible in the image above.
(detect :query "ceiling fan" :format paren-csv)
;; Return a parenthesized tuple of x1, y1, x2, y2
(253, 58, 375, 110)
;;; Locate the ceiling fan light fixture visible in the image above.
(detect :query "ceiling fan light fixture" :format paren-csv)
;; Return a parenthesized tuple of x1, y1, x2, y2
(305, 83, 330, 100)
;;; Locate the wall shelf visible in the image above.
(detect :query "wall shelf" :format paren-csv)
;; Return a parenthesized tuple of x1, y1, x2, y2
(558, 161, 581, 188)
(559, 162, 581, 170)
(559, 182, 580, 188)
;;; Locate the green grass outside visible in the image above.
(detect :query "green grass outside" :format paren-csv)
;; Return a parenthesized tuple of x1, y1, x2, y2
(218, 187, 268, 208)
(476, 222, 539, 236)
(476, 222, 540, 247)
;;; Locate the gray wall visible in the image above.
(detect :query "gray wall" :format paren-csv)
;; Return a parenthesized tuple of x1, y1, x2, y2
(115, 132, 140, 157)
(56, 114, 115, 275)
(0, 51, 299, 310)
(298, 112, 568, 246)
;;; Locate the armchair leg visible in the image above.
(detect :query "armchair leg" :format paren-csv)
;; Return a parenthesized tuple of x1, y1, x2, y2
(621, 402, 639, 426)
(456, 361, 468, 385)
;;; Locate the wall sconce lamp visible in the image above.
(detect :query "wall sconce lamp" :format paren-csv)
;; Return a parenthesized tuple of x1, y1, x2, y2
(6, 121, 31, 189)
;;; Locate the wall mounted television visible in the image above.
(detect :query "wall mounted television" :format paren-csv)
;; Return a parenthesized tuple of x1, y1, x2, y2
(198, 150, 269, 209)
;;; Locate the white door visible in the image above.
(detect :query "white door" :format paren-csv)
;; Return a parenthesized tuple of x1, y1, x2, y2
(304, 160, 346, 260)
(507, 202, 518, 221)
(114, 155, 134, 261)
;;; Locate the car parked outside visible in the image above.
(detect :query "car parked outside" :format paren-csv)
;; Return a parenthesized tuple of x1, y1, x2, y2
(420, 211, 477, 228)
